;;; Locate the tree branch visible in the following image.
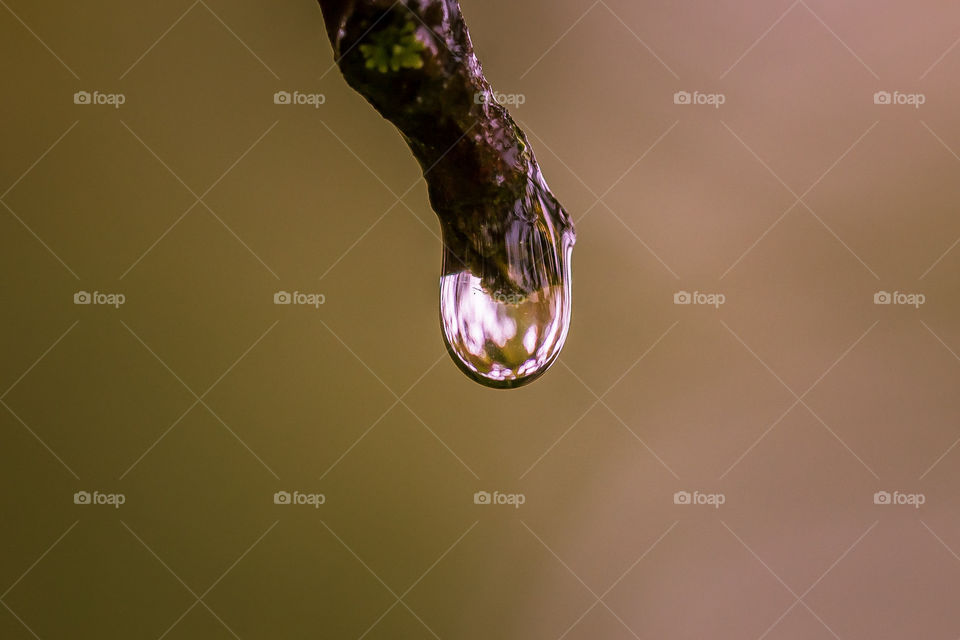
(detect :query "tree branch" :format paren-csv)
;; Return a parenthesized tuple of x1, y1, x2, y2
(316, 0, 574, 294)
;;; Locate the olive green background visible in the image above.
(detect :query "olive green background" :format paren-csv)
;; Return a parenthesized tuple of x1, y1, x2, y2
(3, 0, 960, 638)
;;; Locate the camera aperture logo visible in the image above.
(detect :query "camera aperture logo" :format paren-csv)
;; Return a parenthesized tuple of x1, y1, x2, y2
(273, 90, 326, 108)
(273, 490, 326, 508)
(274, 290, 325, 308)
(474, 91, 526, 107)
(473, 490, 525, 509)
(674, 290, 725, 309)
(673, 490, 725, 509)
(873, 91, 925, 108)
(673, 90, 725, 109)
(74, 290, 126, 308)
(74, 490, 125, 508)
(73, 90, 126, 109)
(874, 291, 925, 308)
(873, 490, 925, 509)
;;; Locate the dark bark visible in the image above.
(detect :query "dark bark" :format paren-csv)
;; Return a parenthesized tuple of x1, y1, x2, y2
(316, 0, 574, 294)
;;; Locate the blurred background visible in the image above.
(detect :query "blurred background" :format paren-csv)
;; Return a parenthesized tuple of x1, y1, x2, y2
(2, 0, 960, 638)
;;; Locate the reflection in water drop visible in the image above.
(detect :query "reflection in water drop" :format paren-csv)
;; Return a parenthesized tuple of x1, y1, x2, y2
(439, 220, 574, 389)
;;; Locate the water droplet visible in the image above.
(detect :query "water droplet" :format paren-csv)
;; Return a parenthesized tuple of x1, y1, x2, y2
(439, 186, 575, 389)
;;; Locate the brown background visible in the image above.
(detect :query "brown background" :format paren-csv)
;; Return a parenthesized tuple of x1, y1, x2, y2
(2, 0, 960, 638)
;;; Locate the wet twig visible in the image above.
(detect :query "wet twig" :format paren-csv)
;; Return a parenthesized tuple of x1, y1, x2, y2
(316, 0, 574, 294)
